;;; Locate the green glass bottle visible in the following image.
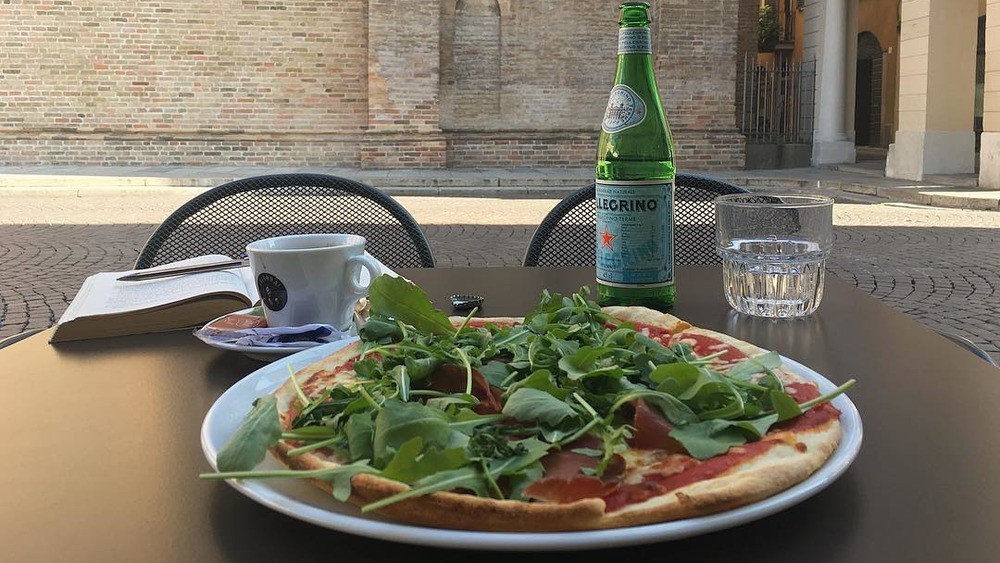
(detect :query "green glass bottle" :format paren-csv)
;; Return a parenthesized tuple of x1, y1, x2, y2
(595, 1, 676, 310)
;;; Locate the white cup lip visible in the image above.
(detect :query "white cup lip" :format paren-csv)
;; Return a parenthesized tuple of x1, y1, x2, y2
(715, 194, 834, 209)
(246, 233, 366, 253)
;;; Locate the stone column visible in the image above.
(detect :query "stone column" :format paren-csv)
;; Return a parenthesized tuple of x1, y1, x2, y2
(809, 0, 857, 165)
(886, 0, 977, 181)
(363, 0, 445, 168)
(980, 0, 1000, 188)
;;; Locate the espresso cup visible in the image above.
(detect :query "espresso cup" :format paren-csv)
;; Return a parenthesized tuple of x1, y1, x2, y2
(245, 233, 382, 330)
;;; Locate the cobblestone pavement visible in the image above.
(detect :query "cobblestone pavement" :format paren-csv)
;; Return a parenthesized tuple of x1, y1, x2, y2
(1, 193, 997, 363)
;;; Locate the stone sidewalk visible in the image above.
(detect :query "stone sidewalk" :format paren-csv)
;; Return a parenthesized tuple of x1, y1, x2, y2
(0, 165, 997, 363)
(1, 163, 998, 209)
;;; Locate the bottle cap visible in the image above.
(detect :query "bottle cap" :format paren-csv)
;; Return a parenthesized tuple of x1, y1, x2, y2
(450, 294, 484, 311)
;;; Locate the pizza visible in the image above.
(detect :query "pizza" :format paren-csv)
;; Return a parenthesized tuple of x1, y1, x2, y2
(208, 277, 852, 532)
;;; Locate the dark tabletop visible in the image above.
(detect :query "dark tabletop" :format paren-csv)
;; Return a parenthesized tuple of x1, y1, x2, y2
(2, 266, 999, 563)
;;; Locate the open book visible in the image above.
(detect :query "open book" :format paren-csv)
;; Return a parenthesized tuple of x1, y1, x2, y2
(50, 255, 259, 343)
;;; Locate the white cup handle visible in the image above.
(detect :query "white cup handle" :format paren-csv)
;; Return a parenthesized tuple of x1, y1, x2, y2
(344, 254, 382, 294)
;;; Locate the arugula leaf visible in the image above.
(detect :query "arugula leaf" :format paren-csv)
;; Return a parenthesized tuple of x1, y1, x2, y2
(478, 360, 512, 387)
(404, 356, 442, 382)
(367, 275, 455, 336)
(729, 413, 779, 439)
(612, 389, 699, 426)
(668, 419, 749, 460)
(650, 362, 701, 395)
(362, 466, 492, 512)
(366, 436, 554, 512)
(557, 346, 621, 380)
(685, 380, 746, 420)
(502, 388, 579, 428)
(506, 368, 569, 399)
(468, 426, 526, 459)
(216, 396, 282, 472)
(770, 390, 803, 421)
(345, 412, 375, 461)
(672, 380, 857, 458)
(201, 462, 378, 503)
(372, 399, 453, 467)
(379, 437, 470, 483)
(727, 351, 783, 380)
(484, 437, 551, 476)
(358, 317, 404, 342)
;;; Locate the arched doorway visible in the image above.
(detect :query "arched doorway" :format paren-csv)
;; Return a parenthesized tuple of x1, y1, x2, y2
(855, 32, 883, 147)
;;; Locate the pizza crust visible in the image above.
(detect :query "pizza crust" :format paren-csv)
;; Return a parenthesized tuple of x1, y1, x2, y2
(600, 418, 840, 528)
(601, 306, 692, 334)
(264, 309, 843, 532)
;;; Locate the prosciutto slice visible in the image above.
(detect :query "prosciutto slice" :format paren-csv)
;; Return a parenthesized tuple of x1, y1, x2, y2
(523, 436, 625, 504)
(424, 364, 504, 414)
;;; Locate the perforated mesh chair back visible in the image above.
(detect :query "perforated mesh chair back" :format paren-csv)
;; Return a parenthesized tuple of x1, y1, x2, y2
(523, 173, 749, 267)
(135, 174, 435, 270)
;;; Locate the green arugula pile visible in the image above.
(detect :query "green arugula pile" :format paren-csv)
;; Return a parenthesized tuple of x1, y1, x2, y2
(201, 276, 854, 511)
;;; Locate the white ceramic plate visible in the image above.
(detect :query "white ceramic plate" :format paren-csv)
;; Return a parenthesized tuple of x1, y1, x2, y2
(201, 349, 863, 551)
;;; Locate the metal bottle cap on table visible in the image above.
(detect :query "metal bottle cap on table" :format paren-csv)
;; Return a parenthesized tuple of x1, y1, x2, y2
(449, 294, 484, 311)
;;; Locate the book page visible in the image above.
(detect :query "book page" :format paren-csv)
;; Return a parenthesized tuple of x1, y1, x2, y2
(60, 256, 253, 321)
(238, 267, 260, 303)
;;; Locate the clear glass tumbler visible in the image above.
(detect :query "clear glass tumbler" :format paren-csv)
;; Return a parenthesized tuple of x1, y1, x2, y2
(715, 194, 834, 318)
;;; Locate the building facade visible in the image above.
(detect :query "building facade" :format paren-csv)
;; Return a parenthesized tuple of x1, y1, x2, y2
(0, 0, 751, 170)
(797, 0, 1000, 188)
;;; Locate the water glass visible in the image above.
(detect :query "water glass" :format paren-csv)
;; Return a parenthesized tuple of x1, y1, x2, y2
(715, 194, 834, 318)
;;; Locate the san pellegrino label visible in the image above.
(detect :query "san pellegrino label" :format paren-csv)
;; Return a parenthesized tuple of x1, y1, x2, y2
(595, 180, 674, 287)
(602, 84, 646, 133)
(618, 27, 651, 54)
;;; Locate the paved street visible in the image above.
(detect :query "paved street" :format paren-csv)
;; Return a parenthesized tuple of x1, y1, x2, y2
(1, 186, 997, 363)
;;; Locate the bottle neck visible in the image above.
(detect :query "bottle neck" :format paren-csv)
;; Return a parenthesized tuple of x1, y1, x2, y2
(617, 26, 651, 56)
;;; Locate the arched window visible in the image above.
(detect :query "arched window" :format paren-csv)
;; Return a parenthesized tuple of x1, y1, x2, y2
(443, 0, 501, 128)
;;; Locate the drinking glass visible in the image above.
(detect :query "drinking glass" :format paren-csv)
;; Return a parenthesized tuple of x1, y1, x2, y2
(715, 194, 834, 318)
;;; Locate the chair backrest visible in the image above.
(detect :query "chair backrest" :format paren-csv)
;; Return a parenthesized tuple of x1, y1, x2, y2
(523, 173, 749, 267)
(134, 174, 435, 270)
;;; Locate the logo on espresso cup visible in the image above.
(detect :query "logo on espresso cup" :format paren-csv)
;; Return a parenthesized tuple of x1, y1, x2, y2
(256, 273, 288, 312)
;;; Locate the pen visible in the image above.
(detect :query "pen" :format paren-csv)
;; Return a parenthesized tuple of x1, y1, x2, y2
(117, 259, 249, 282)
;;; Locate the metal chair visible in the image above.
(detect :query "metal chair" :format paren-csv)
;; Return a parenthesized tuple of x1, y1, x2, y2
(935, 330, 998, 367)
(0, 328, 43, 349)
(135, 173, 435, 270)
(523, 173, 749, 267)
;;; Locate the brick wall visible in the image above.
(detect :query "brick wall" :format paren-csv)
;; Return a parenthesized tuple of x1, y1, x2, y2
(446, 132, 597, 167)
(0, 0, 745, 170)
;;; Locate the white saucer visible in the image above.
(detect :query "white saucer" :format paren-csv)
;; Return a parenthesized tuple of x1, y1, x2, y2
(193, 307, 356, 362)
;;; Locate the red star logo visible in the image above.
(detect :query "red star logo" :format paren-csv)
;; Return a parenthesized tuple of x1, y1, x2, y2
(600, 227, 617, 250)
